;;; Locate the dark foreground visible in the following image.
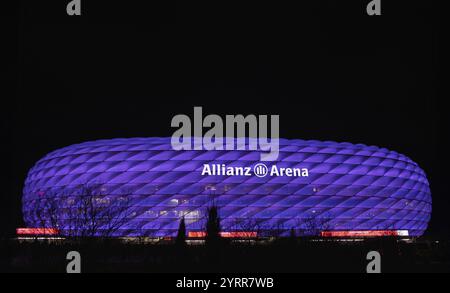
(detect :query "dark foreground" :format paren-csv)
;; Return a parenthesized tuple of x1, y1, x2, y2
(1, 237, 449, 273)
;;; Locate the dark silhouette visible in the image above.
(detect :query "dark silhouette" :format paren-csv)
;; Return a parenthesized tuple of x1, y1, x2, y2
(289, 228, 297, 240)
(205, 205, 221, 245)
(175, 217, 186, 246)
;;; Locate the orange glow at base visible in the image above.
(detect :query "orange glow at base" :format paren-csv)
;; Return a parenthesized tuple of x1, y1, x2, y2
(16, 228, 59, 235)
(188, 231, 206, 238)
(220, 231, 257, 238)
(188, 231, 257, 238)
(321, 230, 409, 237)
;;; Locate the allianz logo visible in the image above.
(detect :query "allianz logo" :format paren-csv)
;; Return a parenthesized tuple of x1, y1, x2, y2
(201, 163, 309, 178)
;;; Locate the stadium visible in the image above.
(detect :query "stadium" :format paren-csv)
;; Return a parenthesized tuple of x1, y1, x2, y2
(22, 137, 432, 238)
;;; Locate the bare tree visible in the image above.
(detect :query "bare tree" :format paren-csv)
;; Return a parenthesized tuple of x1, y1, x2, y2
(32, 184, 131, 238)
(264, 221, 286, 238)
(302, 212, 333, 236)
(30, 188, 62, 235)
(70, 184, 131, 237)
(231, 218, 261, 237)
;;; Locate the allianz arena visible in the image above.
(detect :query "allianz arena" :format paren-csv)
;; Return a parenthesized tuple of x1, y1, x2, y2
(22, 138, 432, 237)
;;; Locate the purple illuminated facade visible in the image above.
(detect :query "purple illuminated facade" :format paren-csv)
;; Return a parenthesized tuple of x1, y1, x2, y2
(22, 138, 431, 237)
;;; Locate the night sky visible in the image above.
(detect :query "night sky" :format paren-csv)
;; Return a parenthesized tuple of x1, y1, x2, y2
(4, 1, 443, 237)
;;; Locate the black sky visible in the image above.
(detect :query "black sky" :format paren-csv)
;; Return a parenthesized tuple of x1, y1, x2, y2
(4, 0, 443, 237)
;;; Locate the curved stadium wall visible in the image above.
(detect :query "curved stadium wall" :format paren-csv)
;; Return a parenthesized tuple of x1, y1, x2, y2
(22, 138, 432, 237)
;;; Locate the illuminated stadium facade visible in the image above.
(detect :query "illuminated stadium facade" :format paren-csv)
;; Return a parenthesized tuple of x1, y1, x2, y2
(22, 138, 432, 237)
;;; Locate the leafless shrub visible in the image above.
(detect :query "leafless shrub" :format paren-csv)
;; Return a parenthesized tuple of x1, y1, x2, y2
(30, 183, 131, 238)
